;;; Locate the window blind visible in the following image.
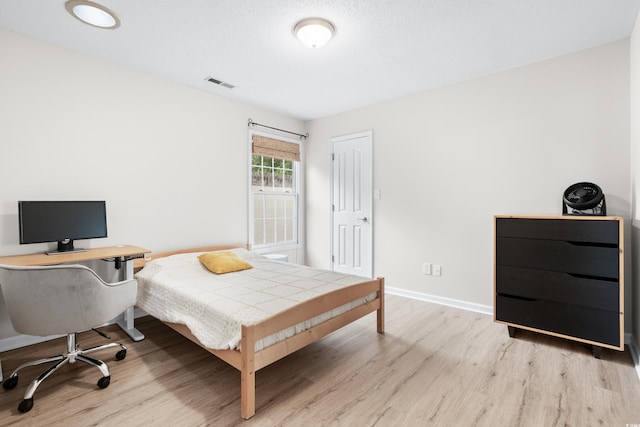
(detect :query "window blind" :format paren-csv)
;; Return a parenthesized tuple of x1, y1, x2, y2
(252, 135, 300, 162)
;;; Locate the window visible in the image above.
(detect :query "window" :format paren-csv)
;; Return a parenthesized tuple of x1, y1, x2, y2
(249, 132, 301, 249)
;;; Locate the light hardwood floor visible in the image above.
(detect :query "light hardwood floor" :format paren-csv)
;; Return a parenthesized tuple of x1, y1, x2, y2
(0, 294, 639, 426)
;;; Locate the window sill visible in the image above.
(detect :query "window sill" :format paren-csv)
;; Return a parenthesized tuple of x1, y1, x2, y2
(252, 243, 301, 254)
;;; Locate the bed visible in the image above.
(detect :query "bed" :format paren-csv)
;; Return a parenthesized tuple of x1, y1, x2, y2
(133, 246, 385, 419)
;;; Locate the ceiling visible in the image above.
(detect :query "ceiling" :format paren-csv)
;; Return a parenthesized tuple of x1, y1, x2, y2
(1, 0, 639, 121)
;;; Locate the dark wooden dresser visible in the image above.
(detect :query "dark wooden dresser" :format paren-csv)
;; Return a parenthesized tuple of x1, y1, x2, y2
(494, 215, 624, 357)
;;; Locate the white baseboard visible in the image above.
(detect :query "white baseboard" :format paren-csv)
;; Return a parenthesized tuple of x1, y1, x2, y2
(385, 286, 493, 316)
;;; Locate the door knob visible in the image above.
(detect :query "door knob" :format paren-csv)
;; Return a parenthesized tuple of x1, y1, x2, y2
(357, 217, 369, 222)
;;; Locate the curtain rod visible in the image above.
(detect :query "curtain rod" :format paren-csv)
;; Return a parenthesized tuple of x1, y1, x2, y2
(248, 118, 308, 139)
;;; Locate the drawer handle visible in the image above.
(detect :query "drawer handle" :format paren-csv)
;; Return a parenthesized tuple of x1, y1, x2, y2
(499, 293, 536, 302)
(566, 240, 617, 249)
(566, 272, 618, 282)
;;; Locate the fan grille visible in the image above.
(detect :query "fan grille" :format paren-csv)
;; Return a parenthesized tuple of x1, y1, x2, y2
(562, 182, 605, 215)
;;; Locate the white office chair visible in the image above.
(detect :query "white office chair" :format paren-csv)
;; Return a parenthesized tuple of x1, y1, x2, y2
(0, 264, 137, 413)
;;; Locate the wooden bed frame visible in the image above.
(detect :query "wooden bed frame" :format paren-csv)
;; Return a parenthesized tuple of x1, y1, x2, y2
(134, 245, 385, 419)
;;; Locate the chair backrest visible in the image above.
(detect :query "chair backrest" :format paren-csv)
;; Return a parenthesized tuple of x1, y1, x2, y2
(0, 264, 137, 336)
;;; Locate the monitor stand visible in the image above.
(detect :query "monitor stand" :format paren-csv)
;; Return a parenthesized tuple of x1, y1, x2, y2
(45, 239, 87, 255)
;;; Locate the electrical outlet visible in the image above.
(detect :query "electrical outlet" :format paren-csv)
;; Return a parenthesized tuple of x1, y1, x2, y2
(423, 263, 432, 275)
(433, 264, 441, 276)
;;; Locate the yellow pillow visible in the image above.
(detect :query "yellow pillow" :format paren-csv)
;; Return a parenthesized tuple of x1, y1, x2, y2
(198, 251, 253, 274)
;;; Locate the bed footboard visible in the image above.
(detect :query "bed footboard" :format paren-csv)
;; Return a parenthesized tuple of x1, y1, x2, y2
(239, 276, 385, 419)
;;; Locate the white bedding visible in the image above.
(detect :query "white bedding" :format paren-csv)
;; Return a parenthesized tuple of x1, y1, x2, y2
(135, 249, 375, 351)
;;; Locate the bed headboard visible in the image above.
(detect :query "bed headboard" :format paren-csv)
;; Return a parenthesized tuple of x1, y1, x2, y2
(133, 244, 249, 272)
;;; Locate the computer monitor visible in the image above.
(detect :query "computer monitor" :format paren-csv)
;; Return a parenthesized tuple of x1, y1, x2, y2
(18, 201, 108, 254)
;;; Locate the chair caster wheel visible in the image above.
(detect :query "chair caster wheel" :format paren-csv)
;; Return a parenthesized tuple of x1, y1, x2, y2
(3, 376, 18, 390)
(18, 398, 33, 413)
(116, 349, 127, 360)
(97, 376, 110, 389)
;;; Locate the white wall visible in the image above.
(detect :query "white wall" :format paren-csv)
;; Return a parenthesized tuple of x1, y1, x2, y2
(630, 13, 640, 351)
(305, 41, 631, 318)
(0, 28, 635, 341)
(0, 29, 304, 256)
(0, 29, 304, 339)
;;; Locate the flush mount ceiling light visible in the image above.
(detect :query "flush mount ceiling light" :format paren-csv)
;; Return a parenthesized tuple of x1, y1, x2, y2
(294, 18, 335, 49)
(65, 0, 120, 29)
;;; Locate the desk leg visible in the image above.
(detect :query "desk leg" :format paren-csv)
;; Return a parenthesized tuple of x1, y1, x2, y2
(116, 307, 145, 342)
(115, 259, 145, 342)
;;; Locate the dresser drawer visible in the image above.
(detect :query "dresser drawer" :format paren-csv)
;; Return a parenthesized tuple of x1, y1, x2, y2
(496, 237, 619, 279)
(495, 295, 620, 347)
(496, 265, 619, 312)
(496, 218, 618, 244)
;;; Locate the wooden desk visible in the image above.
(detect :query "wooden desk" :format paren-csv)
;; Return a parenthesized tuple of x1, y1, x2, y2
(0, 245, 150, 341)
(0, 245, 149, 267)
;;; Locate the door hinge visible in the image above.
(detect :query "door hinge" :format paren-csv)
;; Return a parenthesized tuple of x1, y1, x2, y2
(332, 255, 335, 263)
(331, 153, 335, 161)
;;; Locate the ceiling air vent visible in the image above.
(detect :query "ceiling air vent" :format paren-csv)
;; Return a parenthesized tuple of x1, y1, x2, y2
(205, 76, 234, 89)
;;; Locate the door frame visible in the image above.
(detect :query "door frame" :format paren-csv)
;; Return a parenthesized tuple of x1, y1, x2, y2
(330, 130, 373, 277)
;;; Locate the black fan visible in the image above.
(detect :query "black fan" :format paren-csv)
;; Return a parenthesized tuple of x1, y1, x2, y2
(562, 182, 606, 215)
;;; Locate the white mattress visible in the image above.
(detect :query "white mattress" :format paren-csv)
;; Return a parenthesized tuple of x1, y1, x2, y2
(135, 249, 375, 351)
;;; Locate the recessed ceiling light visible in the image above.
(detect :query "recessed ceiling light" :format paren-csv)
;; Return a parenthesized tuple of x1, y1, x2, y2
(294, 18, 335, 49)
(65, 0, 120, 29)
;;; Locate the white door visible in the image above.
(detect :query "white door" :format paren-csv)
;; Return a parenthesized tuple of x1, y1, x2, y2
(331, 131, 373, 278)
